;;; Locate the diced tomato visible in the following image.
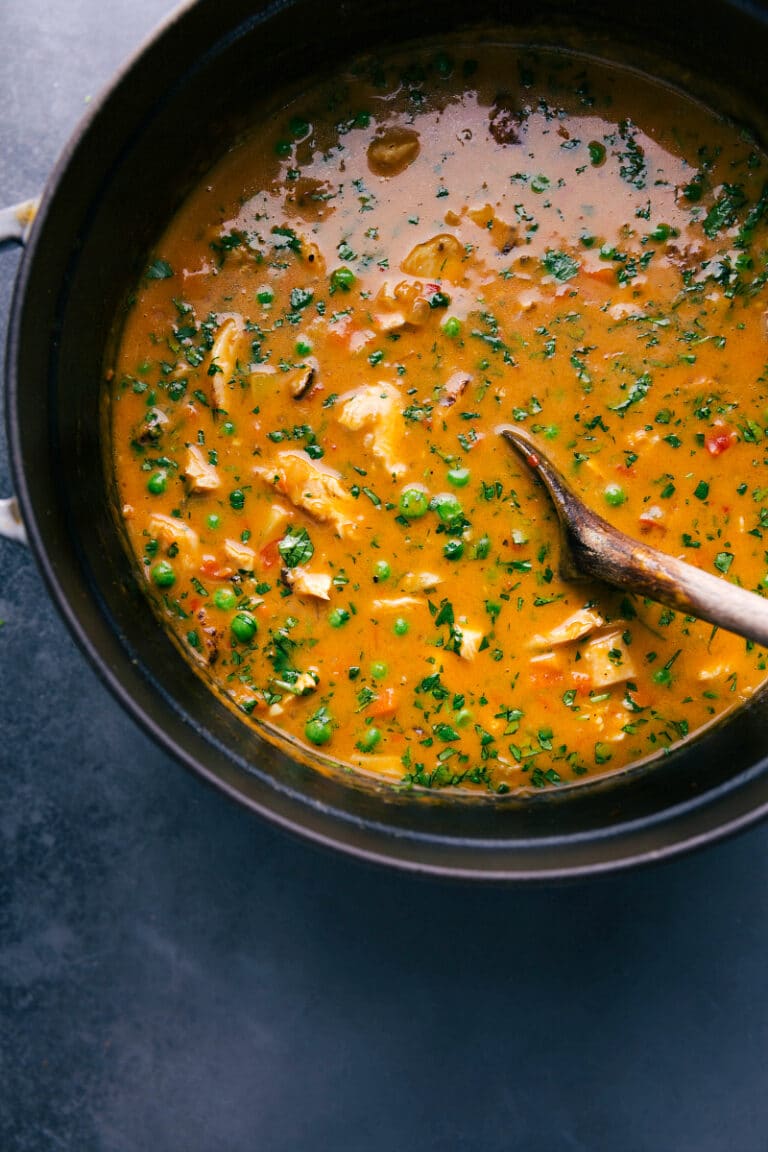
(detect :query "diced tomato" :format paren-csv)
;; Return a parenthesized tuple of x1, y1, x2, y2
(200, 555, 233, 579)
(368, 687, 398, 718)
(529, 664, 563, 686)
(259, 538, 282, 568)
(706, 429, 736, 456)
(615, 464, 636, 477)
(571, 671, 592, 696)
(583, 265, 615, 285)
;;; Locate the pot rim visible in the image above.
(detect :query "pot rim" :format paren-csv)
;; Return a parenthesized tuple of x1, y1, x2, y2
(6, 0, 768, 881)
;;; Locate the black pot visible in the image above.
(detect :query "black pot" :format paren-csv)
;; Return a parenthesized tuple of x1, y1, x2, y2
(5, 0, 768, 880)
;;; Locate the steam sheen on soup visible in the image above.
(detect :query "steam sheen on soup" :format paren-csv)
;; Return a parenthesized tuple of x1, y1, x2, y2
(109, 45, 768, 794)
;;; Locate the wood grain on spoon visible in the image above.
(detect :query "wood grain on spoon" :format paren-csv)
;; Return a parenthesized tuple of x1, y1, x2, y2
(499, 425, 768, 649)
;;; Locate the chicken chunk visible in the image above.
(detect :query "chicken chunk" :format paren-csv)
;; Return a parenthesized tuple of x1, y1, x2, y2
(148, 513, 199, 569)
(207, 317, 242, 408)
(253, 451, 359, 537)
(184, 443, 221, 493)
(530, 606, 604, 650)
(456, 626, 484, 661)
(283, 567, 333, 600)
(224, 538, 257, 569)
(336, 382, 405, 477)
(582, 630, 637, 687)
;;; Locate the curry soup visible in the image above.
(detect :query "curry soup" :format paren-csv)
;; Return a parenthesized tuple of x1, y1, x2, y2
(109, 44, 768, 795)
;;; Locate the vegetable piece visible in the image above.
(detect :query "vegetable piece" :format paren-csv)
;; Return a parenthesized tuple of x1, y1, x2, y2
(401, 234, 466, 282)
(582, 631, 636, 687)
(398, 486, 430, 519)
(151, 561, 175, 588)
(278, 526, 314, 567)
(231, 612, 258, 642)
(440, 371, 472, 408)
(367, 126, 420, 176)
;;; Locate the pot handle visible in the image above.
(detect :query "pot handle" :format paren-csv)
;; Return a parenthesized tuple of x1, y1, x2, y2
(0, 198, 38, 547)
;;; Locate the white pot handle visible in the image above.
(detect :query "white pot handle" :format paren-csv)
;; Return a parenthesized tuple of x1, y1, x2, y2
(0, 197, 38, 547)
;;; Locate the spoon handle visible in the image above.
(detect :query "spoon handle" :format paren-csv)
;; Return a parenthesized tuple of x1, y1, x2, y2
(501, 426, 768, 649)
(568, 512, 768, 649)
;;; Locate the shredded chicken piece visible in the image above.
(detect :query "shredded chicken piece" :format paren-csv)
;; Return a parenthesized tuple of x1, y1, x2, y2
(440, 371, 473, 408)
(148, 513, 199, 568)
(337, 382, 405, 477)
(530, 606, 604, 650)
(207, 317, 241, 408)
(456, 626, 484, 662)
(184, 443, 221, 493)
(224, 538, 256, 568)
(283, 567, 333, 600)
(253, 451, 359, 537)
(401, 571, 442, 593)
(582, 630, 637, 687)
(371, 596, 423, 612)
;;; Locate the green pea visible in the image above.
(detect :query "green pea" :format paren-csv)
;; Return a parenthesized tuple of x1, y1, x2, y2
(274, 140, 292, 157)
(289, 116, 310, 139)
(356, 726, 382, 752)
(370, 661, 388, 680)
(442, 316, 461, 339)
(398, 486, 429, 519)
(214, 587, 237, 611)
(206, 513, 221, 530)
(604, 483, 627, 507)
(393, 617, 409, 636)
(373, 559, 391, 582)
(222, 421, 236, 436)
(257, 286, 274, 304)
(446, 466, 470, 488)
(229, 488, 245, 510)
(329, 607, 350, 628)
(296, 339, 312, 356)
(454, 707, 473, 727)
(151, 561, 175, 588)
(230, 611, 257, 642)
(147, 470, 167, 495)
(305, 712, 333, 746)
(431, 492, 463, 522)
(443, 539, 464, 560)
(330, 266, 356, 292)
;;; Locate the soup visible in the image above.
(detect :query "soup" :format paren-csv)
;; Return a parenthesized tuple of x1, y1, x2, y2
(108, 43, 768, 795)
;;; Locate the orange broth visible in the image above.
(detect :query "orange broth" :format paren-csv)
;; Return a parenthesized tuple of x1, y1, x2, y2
(109, 44, 768, 795)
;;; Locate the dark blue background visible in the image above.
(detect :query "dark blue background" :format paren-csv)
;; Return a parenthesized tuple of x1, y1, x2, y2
(1, 4, 766, 1148)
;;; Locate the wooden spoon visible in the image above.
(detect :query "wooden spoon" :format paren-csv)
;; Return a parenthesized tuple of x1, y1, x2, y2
(499, 424, 768, 648)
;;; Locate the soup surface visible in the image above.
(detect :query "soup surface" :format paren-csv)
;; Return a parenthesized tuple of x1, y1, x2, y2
(110, 44, 768, 795)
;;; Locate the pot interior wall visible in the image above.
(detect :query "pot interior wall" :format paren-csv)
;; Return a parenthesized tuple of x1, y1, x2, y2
(11, 0, 768, 874)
